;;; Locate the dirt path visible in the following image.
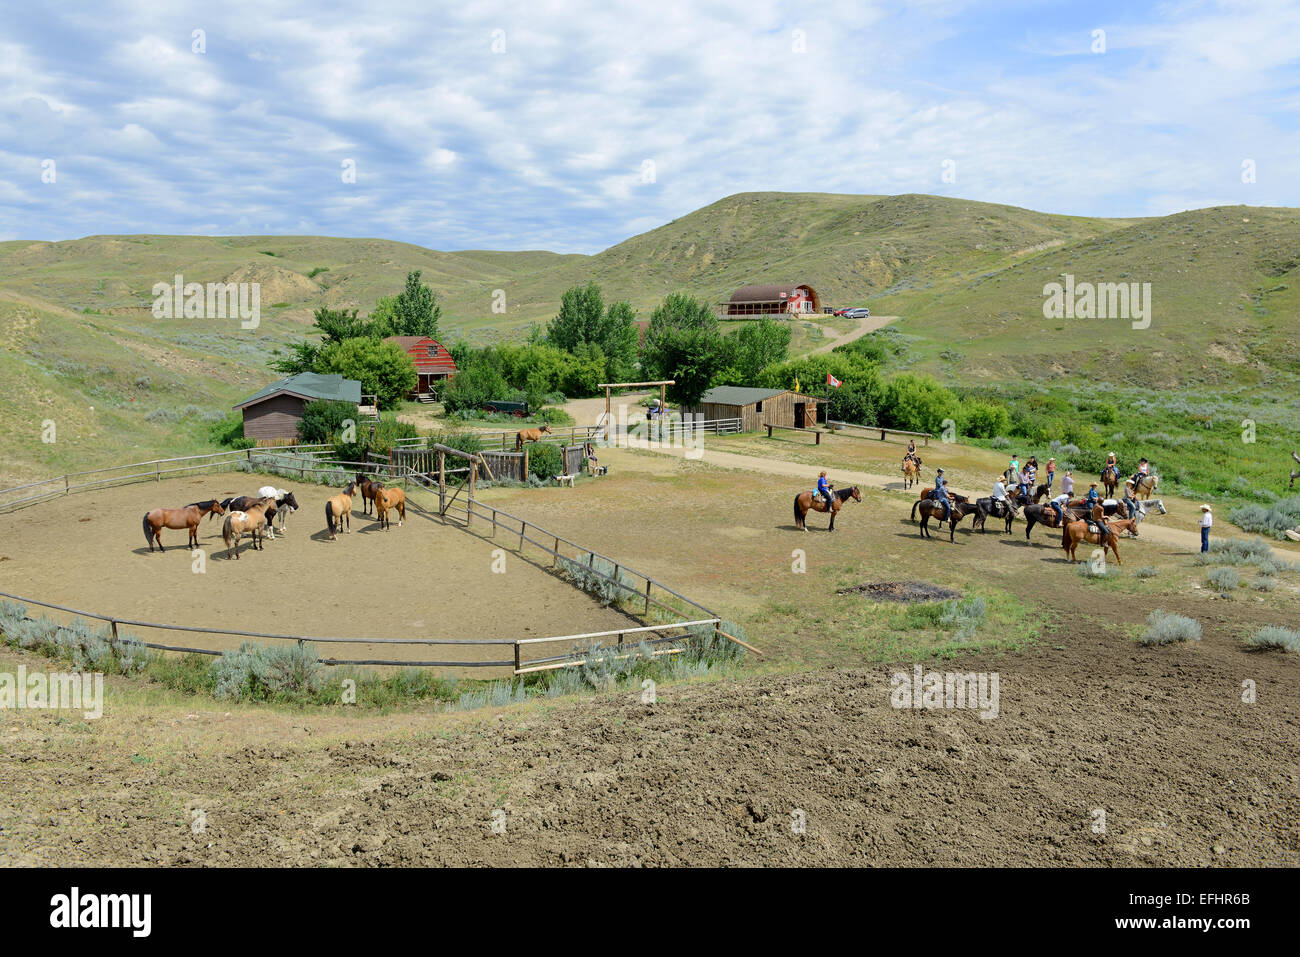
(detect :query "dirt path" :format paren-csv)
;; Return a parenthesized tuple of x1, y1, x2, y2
(807, 314, 898, 355)
(623, 439, 1294, 562)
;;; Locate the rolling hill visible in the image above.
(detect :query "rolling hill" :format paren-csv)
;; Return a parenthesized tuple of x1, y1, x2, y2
(1, 191, 1298, 484)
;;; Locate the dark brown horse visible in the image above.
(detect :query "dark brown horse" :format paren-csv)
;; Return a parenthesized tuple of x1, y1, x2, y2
(914, 499, 980, 542)
(794, 485, 861, 531)
(1100, 465, 1120, 497)
(142, 500, 225, 552)
(355, 473, 383, 516)
(911, 488, 969, 520)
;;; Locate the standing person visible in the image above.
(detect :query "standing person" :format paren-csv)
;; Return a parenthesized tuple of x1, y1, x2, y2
(1018, 466, 1032, 500)
(816, 470, 835, 513)
(1200, 504, 1213, 553)
(1045, 458, 1056, 491)
(1061, 469, 1075, 502)
(1009, 454, 1020, 484)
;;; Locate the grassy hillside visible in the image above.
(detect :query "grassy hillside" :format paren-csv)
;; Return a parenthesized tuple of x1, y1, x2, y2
(2, 191, 1298, 485)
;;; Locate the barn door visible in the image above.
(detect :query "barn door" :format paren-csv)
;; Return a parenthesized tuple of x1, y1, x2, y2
(795, 403, 806, 429)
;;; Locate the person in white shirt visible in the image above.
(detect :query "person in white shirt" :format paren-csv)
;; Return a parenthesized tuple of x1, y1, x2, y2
(1199, 504, 1212, 553)
(992, 477, 1009, 518)
(1050, 492, 1071, 527)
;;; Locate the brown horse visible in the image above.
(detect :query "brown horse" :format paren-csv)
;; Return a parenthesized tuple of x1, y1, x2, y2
(914, 499, 980, 542)
(794, 485, 861, 531)
(221, 498, 273, 560)
(902, 458, 922, 490)
(516, 424, 552, 451)
(1060, 514, 1138, 564)
(375, 485, 406, 530)
(325, 482, 357, 541)
(1132, 473, 1159, 500)
(355, 473, 383, 516)
(911, 488, 969, 520)
(1100, 465, 1120, 497)
(142, 500, 225, 552)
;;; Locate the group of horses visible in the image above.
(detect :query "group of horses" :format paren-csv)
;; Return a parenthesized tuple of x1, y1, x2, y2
(142, 487, 300, 559)
(790, 460, 1170, 566)
(142, 472, 410, 558)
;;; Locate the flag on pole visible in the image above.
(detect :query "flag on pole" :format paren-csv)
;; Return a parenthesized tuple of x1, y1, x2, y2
(794, 376, 801, 393)
(827, 373, 842, 388)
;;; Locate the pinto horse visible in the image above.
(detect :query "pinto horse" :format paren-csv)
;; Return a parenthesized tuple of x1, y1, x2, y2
(142, 500, 225, 552)
(794, 485, 861, 531)
(915, 499, 980, 543)
(515, 424, 552, 451)
(222, 495, 282, 540)
(325, 482, 357, 540)
(221, 498, 273, 559)
(1061, 514, 1138, 565)
(375, 485, 406, 530)
(354, 473, 383, 516)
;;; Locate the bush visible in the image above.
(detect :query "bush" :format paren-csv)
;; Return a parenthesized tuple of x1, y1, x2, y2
(938, 595, 987, 640)
(298, 399, 360, 444)
(1229, 497, 1300, 539)
(1246, 626, 1300, 652)
(211, 641, 324, 701)
(527, 442, 563, 481)
(960, 401, 1011, 439)
(207, 411, 255, 450)
(1206, 567, 1240, 592)
(1135, 566, 1159, 579)
(1139, 610, 1202, 645)
(880, 373, 960, 433)
(316, 338, 418, 411)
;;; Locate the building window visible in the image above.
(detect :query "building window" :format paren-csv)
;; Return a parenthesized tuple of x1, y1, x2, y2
(755, 401, 763, 413)
(427, 344, 438, 357)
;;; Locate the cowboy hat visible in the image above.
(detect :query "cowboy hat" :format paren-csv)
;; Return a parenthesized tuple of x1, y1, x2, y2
(1201, 504, 1212, 511)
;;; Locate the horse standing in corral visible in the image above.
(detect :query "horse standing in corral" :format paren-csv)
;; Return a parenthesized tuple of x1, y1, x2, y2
(221, 498, 273, 560)
(354, 473, 383, 516)
(794, 485, 861, 531)
(222, 494, 283, 540)
(1060, 514, 1138, 565)
(258, 486, 299, 533)
(1132, 473, 1159, 500)
(325, 482, 357, 541)
(914, 499, 980, 543)
(516, 424, 552, 451)
(902, 458, 922, 490)
(142, 500, 225, 552)
(375, 485, 406, 530)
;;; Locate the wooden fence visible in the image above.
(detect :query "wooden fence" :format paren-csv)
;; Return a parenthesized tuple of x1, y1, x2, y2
(0, 447, 731, 673)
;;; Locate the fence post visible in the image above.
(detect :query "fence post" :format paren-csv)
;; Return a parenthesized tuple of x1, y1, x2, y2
(438, 451, 445, 515)
(644, 579, 651, 615)
(553, 536, 560, 567)
(467, 462, 475, 530)
(513, 642, 522, 674)
(519, 521, 526, 551)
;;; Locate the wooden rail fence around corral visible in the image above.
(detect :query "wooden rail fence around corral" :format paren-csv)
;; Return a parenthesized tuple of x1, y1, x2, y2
(0, 446, 743, 674)
(765, 421, 933, 446)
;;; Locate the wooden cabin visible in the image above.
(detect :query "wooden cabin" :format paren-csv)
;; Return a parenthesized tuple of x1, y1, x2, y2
(384, 335, 457, 401)
(234, 372, 362, 443)
(688, 386, 826, 432)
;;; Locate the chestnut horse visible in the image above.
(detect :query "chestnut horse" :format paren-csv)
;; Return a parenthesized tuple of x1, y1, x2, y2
(325, 482, 357, 541)
(355, 473, 383, 516)
(221, 498, 273, 560)
(516, 424, 552, 451)
(1100, 465, 1120, 497)
(794, 485, 861, 531)
(142, 500, 225, 552)
(902, 458, 922, 490)
(375, 485, 406, 530)
(1060, 514, 1138, 564)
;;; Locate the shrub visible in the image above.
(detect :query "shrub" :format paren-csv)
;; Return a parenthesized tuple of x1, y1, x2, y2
(880, 372, 960, 433)
(960, 402, 1011, 439)
(527, 442, 563, 481)
(298, 399, 359, 444)
(210, 641, 324, 701)
(1252, 577, 1277, 592)
(1246, 626, 1300, 652)
(1229, 497, 1300, 539)
(1135, 566, 1159, 579)
(1206, 567, 1240, 592)
(1139, 610, 1202, 645)
(206, 411, 255, 450)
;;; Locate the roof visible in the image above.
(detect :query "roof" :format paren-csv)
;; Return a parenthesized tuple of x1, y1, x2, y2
(384, 335, 457, 373)
(234, 373, 362, 410)
(696, 386, 806, 407)
(728, 284, 813, 303)
(384, 335, 437, 349)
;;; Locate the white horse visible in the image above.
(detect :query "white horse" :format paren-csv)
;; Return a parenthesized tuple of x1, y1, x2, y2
(258, 486, 298, 536)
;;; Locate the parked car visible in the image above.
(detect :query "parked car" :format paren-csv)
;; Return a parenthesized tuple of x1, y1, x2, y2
(842, 307, 871, 319)
(832, 308, 850, 317)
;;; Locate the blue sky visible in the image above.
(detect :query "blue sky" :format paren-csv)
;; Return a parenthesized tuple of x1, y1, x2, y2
(2, 0, 1298, 252)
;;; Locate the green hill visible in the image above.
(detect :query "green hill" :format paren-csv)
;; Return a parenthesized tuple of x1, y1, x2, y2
(2, 191, 1298, 485)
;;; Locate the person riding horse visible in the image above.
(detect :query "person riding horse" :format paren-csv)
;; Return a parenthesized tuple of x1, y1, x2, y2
(902, 440, 922, 471)
(1130, 457, 1150, 492)
(990, 475, 1012, 518)
(1049, 491, 1070, 527)
(932, 468, 954, 521)
(1084, 482, 1110, 540)
(1121, 480, 1139, 519)
(817, 471, 835, 513)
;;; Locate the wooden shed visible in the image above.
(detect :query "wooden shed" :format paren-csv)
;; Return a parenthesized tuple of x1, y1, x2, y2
(234, 373, 362, 443)
(384, 335, 458, 400)
(689, 386, 826, 432)
(721, 284, 821, 317)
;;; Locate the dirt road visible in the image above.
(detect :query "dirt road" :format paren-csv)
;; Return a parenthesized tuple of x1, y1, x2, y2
(807, 313, 898, 355)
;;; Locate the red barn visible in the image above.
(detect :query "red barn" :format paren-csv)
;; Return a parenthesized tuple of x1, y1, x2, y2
(384, 335, 458, 401)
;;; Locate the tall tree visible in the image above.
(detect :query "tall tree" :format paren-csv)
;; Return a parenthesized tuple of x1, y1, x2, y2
(641, 293, 727, 404)
(548, 282, 606, 351)
(376, 270, 442, 339)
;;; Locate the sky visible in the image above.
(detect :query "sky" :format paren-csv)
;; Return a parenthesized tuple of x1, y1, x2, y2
(2, 0, 1298, 253)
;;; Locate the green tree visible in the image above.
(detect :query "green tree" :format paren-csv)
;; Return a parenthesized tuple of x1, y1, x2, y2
(375, 270, 441, 338)
(298, 399, 361, 444)
(880, 372, 960, 433)
(313, 306, 376, 344)
(316, 338, 417, 411)
(718, 317, 792, 384)
(640, 293, 727, 403)
(548, 283, 639, 381)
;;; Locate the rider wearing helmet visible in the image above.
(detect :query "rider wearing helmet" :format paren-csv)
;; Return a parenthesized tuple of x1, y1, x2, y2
(933, 468, 953, 521)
